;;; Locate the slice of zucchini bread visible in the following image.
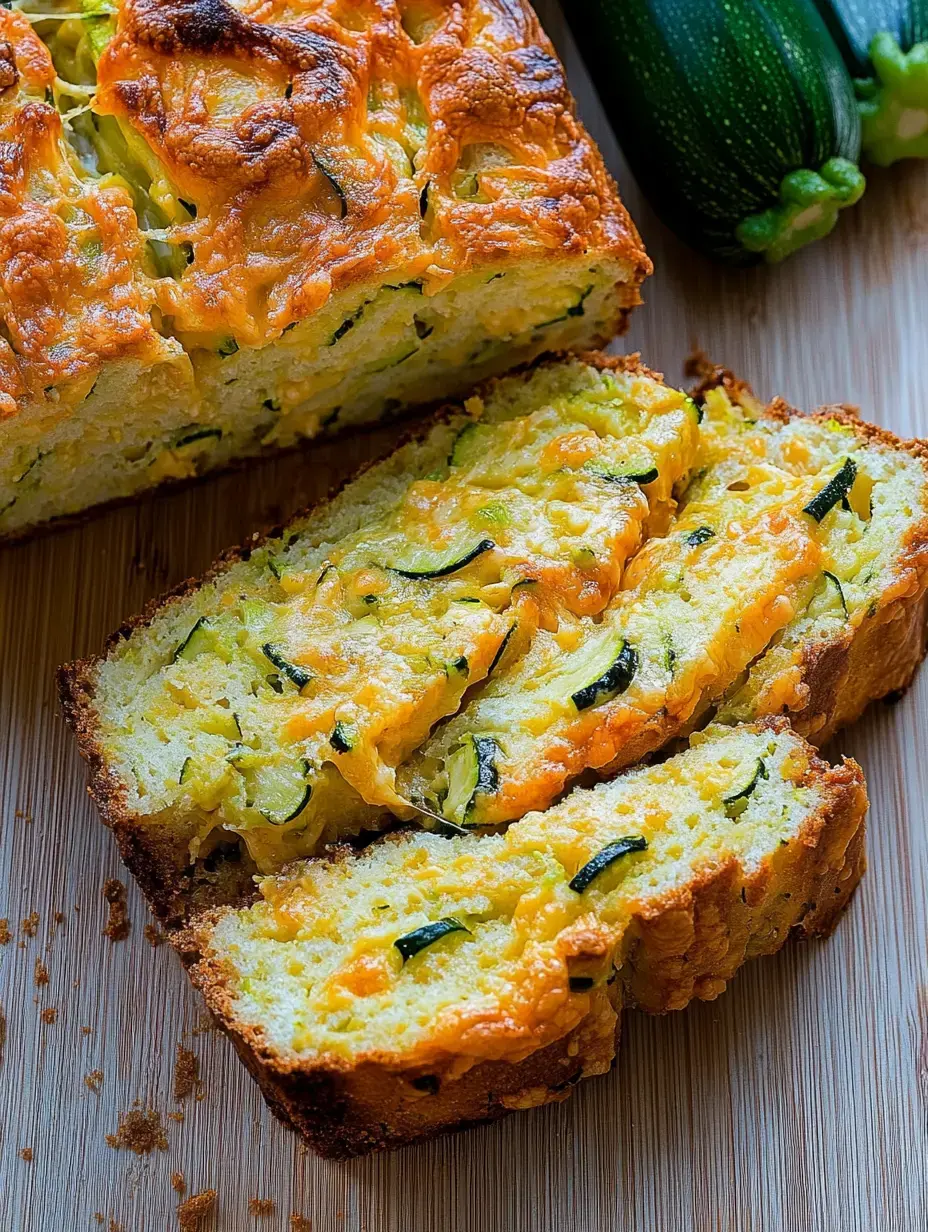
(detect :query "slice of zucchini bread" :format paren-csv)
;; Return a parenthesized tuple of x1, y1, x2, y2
(60, 354, 701, 919)
(0, 0, 648, 540)
(59, 352, 928, 924)
(178, 721, 867, 1158)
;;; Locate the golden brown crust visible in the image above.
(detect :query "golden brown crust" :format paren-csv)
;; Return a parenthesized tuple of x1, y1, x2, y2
(0, 12, 165, 406)
(95, 0, 648, 346)
(188, 980, 620, 1159)
(0, 0, 647, 417)
(176, 722, 867, 1157)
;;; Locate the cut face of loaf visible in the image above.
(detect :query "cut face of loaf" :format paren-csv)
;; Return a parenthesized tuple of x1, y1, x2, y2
(0, 2, 647, 540)
(178, 722, 868, 1158)
(59, 353, 928, 923)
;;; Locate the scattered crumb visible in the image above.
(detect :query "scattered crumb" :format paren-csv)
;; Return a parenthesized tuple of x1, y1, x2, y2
(290, 1217, 312, 1232)
(144, 923, 164, 948)
(84, 1070, 104, 1094)
(177, 1188, 217, 1230)
(41, 1007, 57, 1025)
(167, 1111, 185, 1123)
(173, 1045, 200, 1101)
(102, 880, 130, 942)
(171, 1172, 186, 1195)
(19, 1148, 33, 1163)
(93, 1215, 104, 1225)
(248, 1199, 275, 1217)
(109, 1222, 124, 1232)
(683, 346, 715, 382)
(105, 1107, 168, 1155)
(53, 911, 65, 925)
(192, 1014, 217, 1036)
(21, 911, 39, 938)
(81, 1026, 94, 1036)
(0, 919, 10, 945)
(34, 958, 49, 986)
(15, 807, 33, 823)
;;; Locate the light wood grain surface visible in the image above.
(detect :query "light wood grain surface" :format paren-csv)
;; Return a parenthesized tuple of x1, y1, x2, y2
(3, 5, 928, 1229)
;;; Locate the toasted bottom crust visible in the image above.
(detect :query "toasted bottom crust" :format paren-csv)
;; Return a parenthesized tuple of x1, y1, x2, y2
(213, 989, 621, 1160)
(177, 746, 867, 1158)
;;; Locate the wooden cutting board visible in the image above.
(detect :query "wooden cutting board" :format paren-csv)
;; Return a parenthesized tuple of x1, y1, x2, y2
(2, 5, 927, 1228)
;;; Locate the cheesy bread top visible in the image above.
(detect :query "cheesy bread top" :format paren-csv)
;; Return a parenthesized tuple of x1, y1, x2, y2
(0, 0, 645, 408)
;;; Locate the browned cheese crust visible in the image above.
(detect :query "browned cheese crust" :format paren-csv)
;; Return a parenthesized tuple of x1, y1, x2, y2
(0, 0, 648, 411)
(175, 728, 867, 1158)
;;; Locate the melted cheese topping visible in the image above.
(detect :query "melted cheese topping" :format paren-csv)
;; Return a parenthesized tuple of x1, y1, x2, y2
(0, 0, 644, 407)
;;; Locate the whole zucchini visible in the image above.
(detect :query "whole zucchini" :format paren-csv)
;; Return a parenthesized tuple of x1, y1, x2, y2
(567, 0, 865, 264)
(815, 2, 928, 163)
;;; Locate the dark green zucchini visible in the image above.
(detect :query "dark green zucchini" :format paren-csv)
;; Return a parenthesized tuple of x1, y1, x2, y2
(261, 642, 312, 689)
(803, 457, 857, 521)
(567, 0, 865, 263)
(384, 538, 495, 579)
(685, 526, 716, 547)
(815, 2, 928, 163)
(723, 757, 769, 816)
(569, 836, 648, 893)
(586, 460, 659, 486)
(173, 426, 223, 449)
(441, 734, 500, 823)
(329, 721, 356, 754)
(570, 637, 638, 711)
(174, 616, 214, 662)
(487, 624, 516, 675)
(394, 917, 469, 963)
(253, 759, 313, 826)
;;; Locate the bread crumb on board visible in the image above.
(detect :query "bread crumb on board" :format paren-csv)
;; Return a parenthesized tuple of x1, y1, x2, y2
(40, 1007, 57, 1025)
(248, 1198, 275, 1217)
(173, 1045, 201, 1101)
(290, 1218, 312, 1231)
(105, 1107, 168, 1154)
(34, 958, 49, 986)
(19, 1147, 33, 1163)
(144, 923, 165, 947)
(84, 1070, 104, 1093)
(102, 880, 130, 942)
(21, 911, 39, 938)
(171, 1172, 186, 1195)
(0, 918, 10, 945)
(177, 1188, 217, 1230)
(167, 1111, 185, 1123)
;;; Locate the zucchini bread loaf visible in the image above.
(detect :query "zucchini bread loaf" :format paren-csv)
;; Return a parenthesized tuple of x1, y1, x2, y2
(59, 352, 928, 924)
(0, 0, 647, 540)
(178, 721, 868, 1157)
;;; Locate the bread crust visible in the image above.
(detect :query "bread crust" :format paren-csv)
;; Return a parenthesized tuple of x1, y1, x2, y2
(58, 352, 924, 927)
(176, 723, 867, 1158)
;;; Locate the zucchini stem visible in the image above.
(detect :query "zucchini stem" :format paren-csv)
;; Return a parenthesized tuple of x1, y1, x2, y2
(736, 158, 865, 263)
(856, 34, 928, 166)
